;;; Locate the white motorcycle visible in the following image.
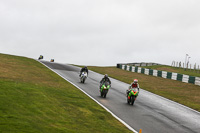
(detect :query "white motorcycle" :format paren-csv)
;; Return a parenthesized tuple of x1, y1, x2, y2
(80, 72, 87, 83)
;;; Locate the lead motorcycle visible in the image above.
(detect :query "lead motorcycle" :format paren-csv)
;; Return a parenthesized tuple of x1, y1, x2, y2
(38, 55, 43, 60)
(127, 87, 139, 105)
(80, 72, 87, 83)
(100, 81, 110, 98)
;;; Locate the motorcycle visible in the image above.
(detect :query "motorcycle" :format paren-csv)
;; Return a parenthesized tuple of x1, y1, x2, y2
(38, 55, 43, 60)
(80, 72, 87, 83)
(100, 81, 110, 98)
(127, 87, 139, 105)
(50, 59, 54, 62)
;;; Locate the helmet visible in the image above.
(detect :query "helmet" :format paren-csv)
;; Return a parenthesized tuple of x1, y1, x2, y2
(104, 74, 108, 78)
(133, 79, 138, 83)
(84, 66, 87, 69)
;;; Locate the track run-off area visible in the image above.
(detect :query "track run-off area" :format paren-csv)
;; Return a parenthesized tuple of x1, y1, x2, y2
(40, 61, 200, 133)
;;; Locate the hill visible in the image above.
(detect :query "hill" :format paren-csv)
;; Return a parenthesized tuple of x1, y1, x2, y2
(0, 53, 132, 133)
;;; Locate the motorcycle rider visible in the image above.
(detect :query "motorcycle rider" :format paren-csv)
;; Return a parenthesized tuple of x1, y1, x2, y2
(126, 79, 140, 99)
(38, 55, 43, 60)
(100, 74, 111, 89)
(79, 66, 88, 77)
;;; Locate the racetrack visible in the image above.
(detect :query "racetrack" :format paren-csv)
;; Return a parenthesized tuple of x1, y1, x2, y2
(40, 61, 200, 133)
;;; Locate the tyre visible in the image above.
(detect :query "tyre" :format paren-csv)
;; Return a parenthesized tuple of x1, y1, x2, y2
(104, 93, 107, 98)
(127, 97, 130, 104)
(101, 91, 103, 97)
(130, 96, 135, 105)
(103, 90, 108, 98)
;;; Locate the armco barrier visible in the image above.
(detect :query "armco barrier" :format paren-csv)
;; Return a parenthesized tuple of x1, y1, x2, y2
(172, 73, 177, 80)
(149, 69, 153, 75)
(195, 77, 200, 85)
(116, 64, 200, 86)
(167, 72, 172, 79)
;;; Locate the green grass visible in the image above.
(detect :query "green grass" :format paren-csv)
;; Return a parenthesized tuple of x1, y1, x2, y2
(0, 53, 132, 133)
(141, 65, 200, 77)
(87, 66, 200, 112)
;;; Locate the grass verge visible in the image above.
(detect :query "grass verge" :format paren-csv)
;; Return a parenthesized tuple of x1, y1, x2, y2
(0, 53, 132, 133)
(87, 66, 200, 112)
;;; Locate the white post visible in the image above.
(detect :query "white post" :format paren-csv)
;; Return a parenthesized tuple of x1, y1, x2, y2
(185, 54, 188, 70)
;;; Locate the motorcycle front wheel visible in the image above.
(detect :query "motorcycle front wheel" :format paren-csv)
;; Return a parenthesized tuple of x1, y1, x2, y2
(130, 96, 135, 105)
(103, 89, 108, 98)
(127, 98, 130, 104)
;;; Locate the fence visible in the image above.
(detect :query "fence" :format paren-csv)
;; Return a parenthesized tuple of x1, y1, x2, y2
(117, 64, 200, 86)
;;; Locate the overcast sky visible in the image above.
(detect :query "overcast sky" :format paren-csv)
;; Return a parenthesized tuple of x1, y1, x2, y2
(0, 0, 200, 66)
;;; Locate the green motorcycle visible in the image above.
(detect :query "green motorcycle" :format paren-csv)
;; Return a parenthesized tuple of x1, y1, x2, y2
(127, 87, 139, 105)
(100, 81, 110, 98)
(38, 55, 43, 60)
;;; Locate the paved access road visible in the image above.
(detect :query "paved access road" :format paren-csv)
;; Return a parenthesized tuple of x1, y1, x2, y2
(41, 61, 200, 133)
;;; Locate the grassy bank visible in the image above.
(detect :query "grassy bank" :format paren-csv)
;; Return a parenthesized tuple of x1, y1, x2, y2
(0, 53, 132, 133)
(88, 66, 200, 112)
(141, 65, 200, 77)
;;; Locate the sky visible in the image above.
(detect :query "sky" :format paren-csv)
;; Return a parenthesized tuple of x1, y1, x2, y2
(0, 0, 200, 66)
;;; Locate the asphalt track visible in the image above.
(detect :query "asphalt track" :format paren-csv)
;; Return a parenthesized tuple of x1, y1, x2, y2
(41, 61, 200, 133)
